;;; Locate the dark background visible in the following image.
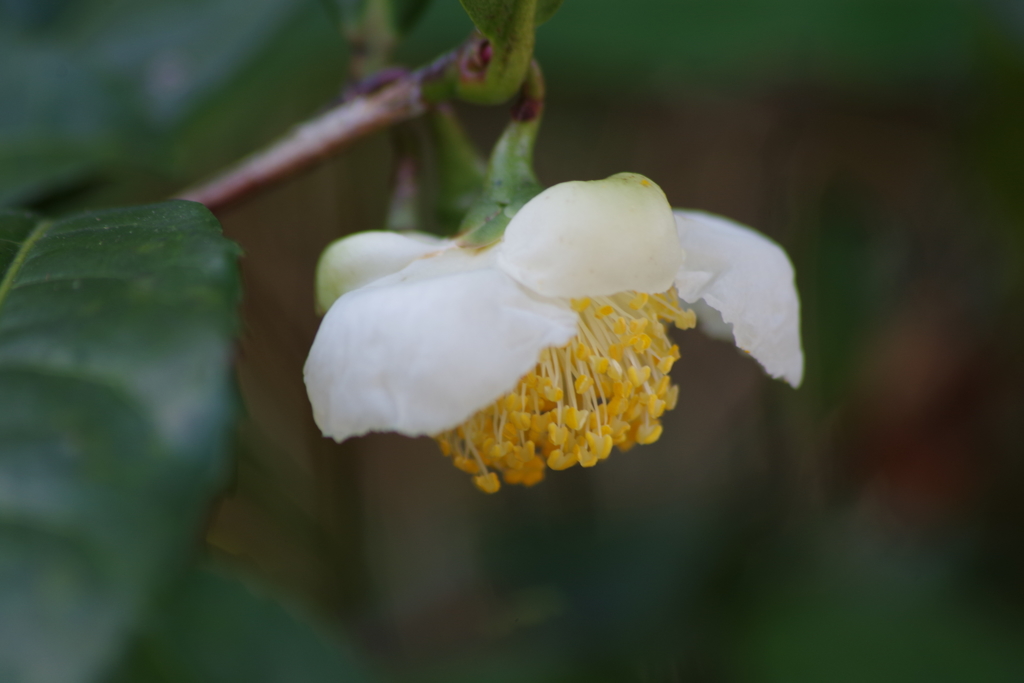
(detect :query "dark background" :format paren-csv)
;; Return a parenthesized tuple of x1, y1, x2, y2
(4, 0, 1024, 680)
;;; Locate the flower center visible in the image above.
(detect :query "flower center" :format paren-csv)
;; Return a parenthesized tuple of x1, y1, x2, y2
(435, 290, 696, 493)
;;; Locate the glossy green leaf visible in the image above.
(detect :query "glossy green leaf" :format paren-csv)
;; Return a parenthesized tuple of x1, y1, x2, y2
(107, 568, 371, 683)
(0, 201, 241, 683)
(0, 0, 345, 210)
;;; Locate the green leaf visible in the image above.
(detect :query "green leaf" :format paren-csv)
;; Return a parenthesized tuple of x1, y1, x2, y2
(0, 0, 346, 209)
(455, 0, 538, 104)
(107, 567, 371, 683)
(457, 117, 542, 246)
(0, 201, 241, 683)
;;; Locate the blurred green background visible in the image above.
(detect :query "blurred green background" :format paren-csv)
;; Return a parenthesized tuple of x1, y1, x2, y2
(4, 0, 1024, 681)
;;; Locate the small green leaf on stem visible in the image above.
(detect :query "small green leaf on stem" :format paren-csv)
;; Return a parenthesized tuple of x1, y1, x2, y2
(455, 0, 541, 104)
(457, 61, 545, 246)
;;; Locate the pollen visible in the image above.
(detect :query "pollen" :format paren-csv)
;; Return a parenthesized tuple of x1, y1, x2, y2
(435, 290, 692, 492)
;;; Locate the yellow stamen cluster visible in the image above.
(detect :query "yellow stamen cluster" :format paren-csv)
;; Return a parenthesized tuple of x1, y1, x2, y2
(435, 290, 696, 493)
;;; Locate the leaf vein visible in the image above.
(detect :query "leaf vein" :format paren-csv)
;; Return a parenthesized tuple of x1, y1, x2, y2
(0, 219, 54, 318)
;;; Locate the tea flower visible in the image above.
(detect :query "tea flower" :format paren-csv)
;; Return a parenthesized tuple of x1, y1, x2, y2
(305, 173, 802, 492)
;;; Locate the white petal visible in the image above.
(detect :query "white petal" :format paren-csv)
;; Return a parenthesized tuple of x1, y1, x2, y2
(497, 173, 682, 298)
(315, 230, 447, 313)
(304, 266, 578, 442)
(673, 210, 804, 387)
(368, 239, 498, 288)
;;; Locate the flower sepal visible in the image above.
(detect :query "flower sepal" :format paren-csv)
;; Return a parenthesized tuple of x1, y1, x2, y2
(456, 118, 543, 247)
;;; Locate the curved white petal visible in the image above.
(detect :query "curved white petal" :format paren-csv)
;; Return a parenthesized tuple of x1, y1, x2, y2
(368, 239, 498, 288)
(304, 266, 579, 442)
(315, 231, 448, 313)
(497, 173, 682, 298)
(673, 210, 804, 387)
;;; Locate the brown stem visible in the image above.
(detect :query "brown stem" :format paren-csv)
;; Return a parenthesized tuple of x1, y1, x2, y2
(176, 76, 427, 213)
(175, 30, 525, 214)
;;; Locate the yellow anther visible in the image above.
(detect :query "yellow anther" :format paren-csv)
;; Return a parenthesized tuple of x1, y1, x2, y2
(513, 411, 533, 430)
(588, 433, 613, 459)
(655, 376, 670, 397)
(648, 395, 666, 418)
(504, 394, 522, 412)
(522, 471, 544, 486)
(524, 455, 545, 471)
(578, 446, 598, 468)
(614, 317, 628, 335)
(594, 357, 609, 374)
(628, 365, 651, 388)
(517, 440, 536, 462)
(607, 359, 623, 380)
(674, 309, 697, 330)
(629, 334, 652, 352)
(438, 440, 452, 456)
(455, 457, 480, 474)
(547, 449, 577, 470)
(504, 469, 525, 484)
(600, 424, 613, 436)
(596, 305, 614, 318)
(607, 396, 624, 416)
(574, 375, 594, 394)
(571, 297, 591, 312)
(612, 381, 631, 399)
(542, 385, 563, 402)
(502, 423, 518, 441)
(636, 424, 663, 445)
(524, 373, 539, 388)
(629, 318, 648, 334)
(575, 343, 591, 361)
(608, 344, 623, 361)
(629, 292, 649, 310)
(565, 407, 590, 431)
(547, 422, 568, 446)
(657, 356, 675, 373)
(665, 385, 679, 410)
(474, 472, 501, 493)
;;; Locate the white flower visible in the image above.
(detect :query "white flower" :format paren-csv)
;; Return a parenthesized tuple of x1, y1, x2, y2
(304, 173, 803, 492)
